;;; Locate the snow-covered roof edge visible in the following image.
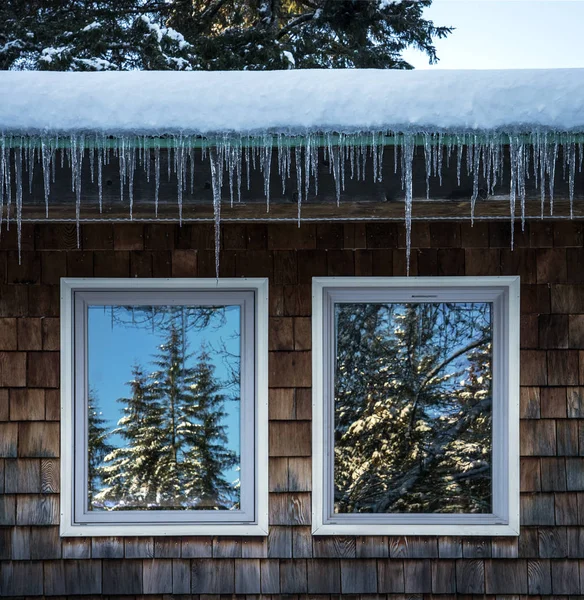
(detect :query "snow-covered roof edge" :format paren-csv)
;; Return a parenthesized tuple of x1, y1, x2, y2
(1, 69, 584, 136)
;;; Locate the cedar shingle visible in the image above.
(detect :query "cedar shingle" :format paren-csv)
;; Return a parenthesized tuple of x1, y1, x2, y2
(540, 457, 567, 491)
(91, 537, 124, 559)
(234, 558, 261, 594)
(0, 285, 28, 317)
(548, 350, 579, 385)
(520, 457, 541, 492)
(0, 389, 8, 421)
(438, 537, 463, 558)
(17, 318, 42, 350)
(44, 389, 59, 420)
(567, 457, 584, 490)
(143, 558, 173, 594)
(30, 526, 61, 560)
(520, 420, 556, 456)
(403, 559, 432, 593)
(102, 560, 143, 594)
(570, 315, 584, 348)
(520, 350, 547, 385)
(4, 459, 40, 493)
(267, 525, 292, 558)
(522, 283, 550, 313)
(340, 558, 377, 593)
(551, 284, 584, 313)
(437, 248, 465, 276)
(154, 537, 181, 557)
(465, 248, 500, 276)
(295, 388, 311, 419)
(462, 538, 491, 558)
(269, 457, 288, 492)
(0, 560, 43, 595)
(521, 493, 555, 525)
(555, 492, 579, 525)
(520, 314, 538, 348)
(62, 538, 90, 559)
(171, 249, 197, 277)
(10, 527, 30, 559)
(518, 526, 540, 557)
(269, 492, 310, 526)
(456, 559, 485, 593)
(172, 558, 191, 594)
(307, 558, 340, 593)
(501, 248, 536, 283)
(41, 252, 67, 285)
(269, 224, 317, 250)
(355, 536, 388, 558)
(260, 558, 280, 593)
(212, 537, 241, 558)
(0, 423, 17, 457)
(297, 249, 327, 282)
(27, 351, 59, 388)
(45, 559, 100, 595)
(144, 224, 175, 250)
(527, 559, 552, 594)
(9, 389, 45, 421)
(0, 495, 15, 525)
(16, 494, 59, 525)
(113, 223, 144, 250)
(539, 314, 569, 348)
(269, 351, 311, 387)
(568, 387, 584, 418)
(557, 420, 579, 455)
(280, 559, 308, 593)
(273, 250, 297, 284)
(551, 559, 580, 594)
(269, 421, 311, 456)
(313, 536, 356, 558)
(327, 249, 355, 276)
(484, 559, 527, 594)
(537, 248, 567, 283)
(554, 221, 584, 246)
(377, 558, 405, 592)
(292, 527, 312, 558)
(242, 537, 267, 558)
(491, 537, 518, 558)
(269, 388, 295, 419)
(66, 251, 94, 277)
(82, 224, 114, 250)
(288, 457, 311, 491)
(432, 559, 456, 593)
(538, 526, 568, 557)
(180, 537, 212, 558)
(0, 319, 17, 350)
(18, 422, 59, 457)
(41, 318, 60, 351)
(294, 316, 311, 350)
(0, 352, 26, 387)
(269, 318, 294, 352)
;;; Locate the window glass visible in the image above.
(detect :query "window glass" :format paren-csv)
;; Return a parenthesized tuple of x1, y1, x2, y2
(334, 301, 492, 515)
(86, 304, 241, 512)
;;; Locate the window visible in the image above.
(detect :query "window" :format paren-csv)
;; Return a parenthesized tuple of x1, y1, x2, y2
(61, 278, 268, 536)
(312, 276, 519, 536)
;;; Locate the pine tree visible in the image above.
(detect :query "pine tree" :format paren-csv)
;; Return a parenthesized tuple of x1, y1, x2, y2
(0, 1, 450, 71)
(97, 365, 166, 508)
(334, 302, 492, 514)
(180, 348, 238, 509)
(87, 389, 113, 509)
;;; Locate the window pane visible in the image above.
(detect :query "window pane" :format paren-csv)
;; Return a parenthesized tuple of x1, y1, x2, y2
(334, 302, 492, 515)
(86, 305, 241, 512)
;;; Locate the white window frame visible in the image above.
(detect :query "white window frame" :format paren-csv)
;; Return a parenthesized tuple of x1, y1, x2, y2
(60, 277, 268, 537)
(312, 276, 520, 536)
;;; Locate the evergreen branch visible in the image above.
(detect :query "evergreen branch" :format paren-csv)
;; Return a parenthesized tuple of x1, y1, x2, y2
(276, 11, 315, 39)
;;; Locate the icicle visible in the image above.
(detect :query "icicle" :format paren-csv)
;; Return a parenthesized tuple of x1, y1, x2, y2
(262, 134, 272, 213)
(509, 136, 518, 249)
(41, 139, 52, 218)
(402, 134, 415, 276)
(423, 133, 431, 201)
(209, 146, 223, 279)
(154, 143, 160, 217)
(568, 141, 576, 218)
(295, 143, 302, 227)
(14, 144, 23, 263)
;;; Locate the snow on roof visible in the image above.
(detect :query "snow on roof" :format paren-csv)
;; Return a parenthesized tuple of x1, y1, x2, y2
(1, 68, 584, 136)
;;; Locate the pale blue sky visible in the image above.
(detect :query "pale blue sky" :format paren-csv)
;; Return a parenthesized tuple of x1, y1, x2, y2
(403, 0, 584, 70)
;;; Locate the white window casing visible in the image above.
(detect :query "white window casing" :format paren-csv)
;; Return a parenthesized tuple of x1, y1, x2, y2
(60, 278, 269, 537)
(312, 276, 520, 536)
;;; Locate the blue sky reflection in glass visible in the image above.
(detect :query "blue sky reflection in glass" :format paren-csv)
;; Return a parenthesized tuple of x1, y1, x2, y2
(86, 304, 241, 512)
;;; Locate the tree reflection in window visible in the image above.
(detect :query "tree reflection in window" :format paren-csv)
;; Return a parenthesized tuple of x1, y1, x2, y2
(334, 302, 492, 514)
(87, 305, 241, 511)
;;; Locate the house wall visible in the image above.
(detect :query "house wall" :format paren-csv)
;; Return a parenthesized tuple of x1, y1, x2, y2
(0, 219, 582, 596)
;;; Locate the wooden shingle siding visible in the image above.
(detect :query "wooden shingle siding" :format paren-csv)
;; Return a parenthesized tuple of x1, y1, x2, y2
(0, 221, 584, 596)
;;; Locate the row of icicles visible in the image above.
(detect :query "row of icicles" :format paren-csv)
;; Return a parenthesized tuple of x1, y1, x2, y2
(0, 131, 583, 276)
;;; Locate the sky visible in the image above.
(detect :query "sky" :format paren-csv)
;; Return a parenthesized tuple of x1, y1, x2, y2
(87, 305, 242, 502)
(402, 0, 584, 70)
